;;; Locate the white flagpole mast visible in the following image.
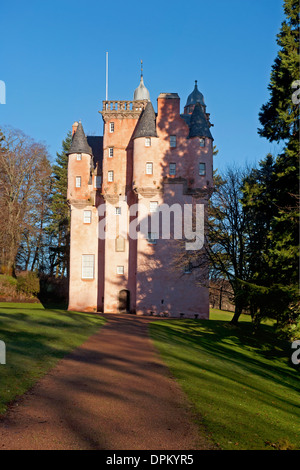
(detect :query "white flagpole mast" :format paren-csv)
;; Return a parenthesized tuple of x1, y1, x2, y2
(106, 52, 108, 101)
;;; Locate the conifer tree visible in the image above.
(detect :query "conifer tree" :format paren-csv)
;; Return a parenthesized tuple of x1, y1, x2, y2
(48, 131, 72, 278)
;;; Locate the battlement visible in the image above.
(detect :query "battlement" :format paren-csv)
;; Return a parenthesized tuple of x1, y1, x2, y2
(100, 100, 148, 121)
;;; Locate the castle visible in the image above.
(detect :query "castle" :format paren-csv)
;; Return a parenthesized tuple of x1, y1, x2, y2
(67, 72, 214, 317)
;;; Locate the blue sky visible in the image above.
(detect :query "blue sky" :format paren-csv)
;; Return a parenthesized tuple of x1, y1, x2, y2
(0, 0, 284, 170)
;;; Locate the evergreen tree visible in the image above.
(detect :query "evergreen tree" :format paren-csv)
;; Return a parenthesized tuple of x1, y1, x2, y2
(48, 131, 72, 278)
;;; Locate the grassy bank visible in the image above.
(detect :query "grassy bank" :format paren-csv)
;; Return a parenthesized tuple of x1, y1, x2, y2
(149, 309, 300, 450)
(0, 302, 105, 414)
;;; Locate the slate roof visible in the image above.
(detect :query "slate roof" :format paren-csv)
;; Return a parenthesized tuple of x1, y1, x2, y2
(133, 102, 157, 139)
(87, 136, 103, 169)
(188, 103, 213, 139)
(68, 121, 93, 156)
(185, 81, 205, 107)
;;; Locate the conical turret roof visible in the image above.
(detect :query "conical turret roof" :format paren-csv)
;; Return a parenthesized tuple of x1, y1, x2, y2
(189, 103, 213, 139)
(68, 121, 93, 155)
(133, 102, 157, 139)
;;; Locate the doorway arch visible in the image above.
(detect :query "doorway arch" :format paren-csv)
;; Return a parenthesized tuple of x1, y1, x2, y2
(119, 289, 130, 313)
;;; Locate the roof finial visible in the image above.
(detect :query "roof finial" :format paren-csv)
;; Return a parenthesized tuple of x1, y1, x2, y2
(195, 80, 198, 87)
(141, 60, 143, 78)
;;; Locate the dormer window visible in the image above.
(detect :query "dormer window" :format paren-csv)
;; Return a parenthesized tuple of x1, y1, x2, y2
(170, 135, 176, 148)
(109, 122, 114, 133)
(199, 138, 205, 147)
(76, 153, 82, 161)
(108, 147, 114, 158)
(145, 137, 151, 147)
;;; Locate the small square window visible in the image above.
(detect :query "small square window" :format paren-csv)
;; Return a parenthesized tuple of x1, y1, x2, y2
(83, 210, 92, 224)
(109, 122, 114, 133)
(145, 137, 151, 147)
(76, 153, 82, 160)
(108, 147, 114, 158)
(199, 163, 206, 176)
(75, 176, 81, 188)
(150, 201, 158, 213)
(147, 232, 158, 244)
(199, 138, 205, 147)
(146, 162, 153, 175)
(82, 254, 94, 279)
(94, 176, 102, 188)
(115, 207, 121, 215)
(170, 135, 176, 148)
(117, 265, 124, 275)
(108, 171, 114, 182)
(169, 163, 176, 176)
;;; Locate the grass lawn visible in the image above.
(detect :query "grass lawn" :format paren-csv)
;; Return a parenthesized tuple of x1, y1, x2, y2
(149, 309, 300, 450)
(0, 302, 105, 414)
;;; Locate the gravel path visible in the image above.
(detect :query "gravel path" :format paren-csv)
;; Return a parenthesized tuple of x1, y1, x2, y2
(0, 314, 214, 450)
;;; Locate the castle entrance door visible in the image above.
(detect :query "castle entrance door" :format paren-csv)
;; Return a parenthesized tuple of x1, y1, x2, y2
(119, 289, 130, 313)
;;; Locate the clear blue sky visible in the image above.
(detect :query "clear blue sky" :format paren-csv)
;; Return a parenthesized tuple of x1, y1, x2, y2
(0, 0, 284, 170)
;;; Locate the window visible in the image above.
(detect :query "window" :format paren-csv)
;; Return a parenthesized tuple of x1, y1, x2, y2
(199, 138, 205, 147)
(83, 210, 92, 224)
(150, 201, 158, 213)
(108, 147, 114, 158)
(109, 122, 114, 133)
(94, 176, 102, 189)
(108, 171, 114, 182)
(82, 254, 94, 279)
(146, 162, 153, 175)
(115, 207, 121, 215)
(170, 135, 176, 148)
(184, 262, 192, 274)
(117, 265, 124, 275)
(199, 163, 206, 176)
(76, 153, 82, 161)
(145, 137, 151, 147)
(115, 236, 125, 252)
(75, 176, 81, 188)
(169, 163, 176, 176)
(147, 232, 158, 244)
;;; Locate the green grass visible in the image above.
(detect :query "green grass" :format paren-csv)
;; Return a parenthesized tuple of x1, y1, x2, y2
(0, 302, 105, 414)
(149, 309, 300, 450)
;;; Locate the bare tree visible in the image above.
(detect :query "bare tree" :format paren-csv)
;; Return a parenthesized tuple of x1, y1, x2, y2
(0, 127, 51, 275)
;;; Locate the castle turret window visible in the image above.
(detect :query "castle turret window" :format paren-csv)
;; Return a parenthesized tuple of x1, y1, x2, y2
(117, 266, 124, 275)
(150, 201, 158, 213)
(109, 122, 114, 133)
(94, 176, 102, 188)
(115, 207, 121, 215)
(108, 171, 114, 182)
(115, 236, 125, 252)
(199, 138, 205, 147)
(199, 163, 206, 176)
(82, 254, 94, 279)
(170, 135, 177, 148)
(145, 137, 151, 147)
(146, 162, 153, 175)
(108, 147, 114, 158)
(169, 163, 176, 176)
(76, 153, 82, 160)
(83, 210, 92, 224)
(75, 176, 81, 188)
(147, 232, 158, 244)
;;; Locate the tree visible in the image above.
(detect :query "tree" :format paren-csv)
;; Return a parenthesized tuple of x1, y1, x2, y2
(0, 127, 51, 275)
(48, 131, 72, 278)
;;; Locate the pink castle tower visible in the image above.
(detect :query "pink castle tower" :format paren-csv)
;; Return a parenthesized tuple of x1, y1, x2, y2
(67, 73, 214, 317)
